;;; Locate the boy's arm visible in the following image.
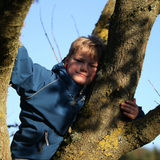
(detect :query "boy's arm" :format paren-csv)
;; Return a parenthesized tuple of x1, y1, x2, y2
(11, 45, 52, 96)
(121, 98, 145, 120)
(11, 46, 34, 89)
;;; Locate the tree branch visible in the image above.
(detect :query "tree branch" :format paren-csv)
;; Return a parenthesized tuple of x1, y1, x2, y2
(39, 7, 60, 63)
(0, 1, 33, 159)
(51, 5, 62, 61)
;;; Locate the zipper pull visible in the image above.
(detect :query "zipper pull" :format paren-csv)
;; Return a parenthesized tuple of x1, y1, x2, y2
(68, 126, 72, 134)
(80, 85, 86, 95)
(45, 130, 49, 146)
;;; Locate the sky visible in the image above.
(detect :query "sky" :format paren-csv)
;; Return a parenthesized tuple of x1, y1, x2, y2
(7, 0, 160, 151)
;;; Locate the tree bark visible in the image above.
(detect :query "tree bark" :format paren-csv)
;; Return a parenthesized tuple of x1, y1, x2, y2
(92, 0, 116, 44)
(0, 1, 33, 159)
(53, 0, 160, 159)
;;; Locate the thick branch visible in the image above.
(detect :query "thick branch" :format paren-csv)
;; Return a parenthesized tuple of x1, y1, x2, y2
(0, 1, 33, 159)
(134, 105, 160, 144)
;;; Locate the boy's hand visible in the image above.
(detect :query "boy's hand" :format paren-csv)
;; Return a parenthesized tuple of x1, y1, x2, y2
(120, 98, 139, 120)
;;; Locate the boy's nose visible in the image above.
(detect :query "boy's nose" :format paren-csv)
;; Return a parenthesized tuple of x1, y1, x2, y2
(81, 63, 88, 72)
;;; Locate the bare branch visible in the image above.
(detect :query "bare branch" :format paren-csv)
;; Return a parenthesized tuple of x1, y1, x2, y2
(39, 7, 59, 63)
(148, 80, 160, 97)
(71, 15, 80, 37)
(154, 100, 159, 105)
(51, 5, 62, 61)
(7, 123, 19, 128)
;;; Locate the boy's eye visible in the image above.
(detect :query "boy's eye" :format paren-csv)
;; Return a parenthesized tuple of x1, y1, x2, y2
(89, 64, 98, 68)
(90, 65, 98, 68)
(75, 59, 83, 63)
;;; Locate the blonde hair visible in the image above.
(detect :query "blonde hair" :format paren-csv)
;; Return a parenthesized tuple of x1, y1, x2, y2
(68, 35, 105, 62)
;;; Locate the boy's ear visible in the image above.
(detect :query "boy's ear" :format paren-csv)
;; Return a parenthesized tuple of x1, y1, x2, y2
(64, 55, 69, 65)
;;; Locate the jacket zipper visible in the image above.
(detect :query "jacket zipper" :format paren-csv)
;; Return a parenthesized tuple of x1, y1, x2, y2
(38, 130, 49, 154)
(45, 130, 49, 146)
(66, 85, 86, 135)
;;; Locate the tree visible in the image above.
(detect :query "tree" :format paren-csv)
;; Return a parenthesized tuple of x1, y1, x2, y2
(0, 0, 160, 160)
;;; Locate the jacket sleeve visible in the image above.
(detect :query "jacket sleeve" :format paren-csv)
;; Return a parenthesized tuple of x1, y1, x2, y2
(10, 46, 52, 97)
(133, 106, 145, 120)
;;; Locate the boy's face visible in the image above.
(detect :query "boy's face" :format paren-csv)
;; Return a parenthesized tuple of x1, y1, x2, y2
(65, 47, 98, 86)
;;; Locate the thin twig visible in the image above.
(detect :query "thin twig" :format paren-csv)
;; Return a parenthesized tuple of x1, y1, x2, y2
(51, 5, 62, 61)
(71, 15, 80, 37)
(154, 100, 159, 105)
(39, 7, 59, 63)
(148, 80, 160, 104)
(7, 123, 19, 128)
(148, 80, 160, 97)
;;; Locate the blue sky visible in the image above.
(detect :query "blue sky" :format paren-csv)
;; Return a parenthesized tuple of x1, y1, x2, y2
(7, 0, 160, 150)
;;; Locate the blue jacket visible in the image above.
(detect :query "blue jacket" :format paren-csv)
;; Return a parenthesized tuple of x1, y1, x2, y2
(11, 46, 89, 160)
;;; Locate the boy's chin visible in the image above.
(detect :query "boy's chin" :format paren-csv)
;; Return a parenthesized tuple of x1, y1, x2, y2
(75, 80, 91, 86)
(74, 79, 88, 86)
(72, 76, 92, 86)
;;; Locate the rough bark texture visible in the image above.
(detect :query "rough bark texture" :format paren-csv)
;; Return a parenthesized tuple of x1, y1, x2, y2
(0, 1, 33, 159)
(53, 0, 160, 159)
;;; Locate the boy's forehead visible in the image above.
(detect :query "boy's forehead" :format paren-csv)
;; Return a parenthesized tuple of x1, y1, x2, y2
(76, 47, 98, 62)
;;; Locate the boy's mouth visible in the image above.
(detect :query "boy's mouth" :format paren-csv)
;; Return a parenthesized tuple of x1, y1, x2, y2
(78, 73, 88, 77)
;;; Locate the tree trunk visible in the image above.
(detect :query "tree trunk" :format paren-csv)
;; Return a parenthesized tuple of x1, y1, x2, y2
(53, 0, 160, 159)
(0, 1, 33, 159)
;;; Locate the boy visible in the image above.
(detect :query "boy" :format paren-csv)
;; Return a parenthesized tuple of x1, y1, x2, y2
(10, 35, 144, 160)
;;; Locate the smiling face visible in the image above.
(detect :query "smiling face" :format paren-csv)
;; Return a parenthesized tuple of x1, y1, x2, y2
(65, 47, 99, 86)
